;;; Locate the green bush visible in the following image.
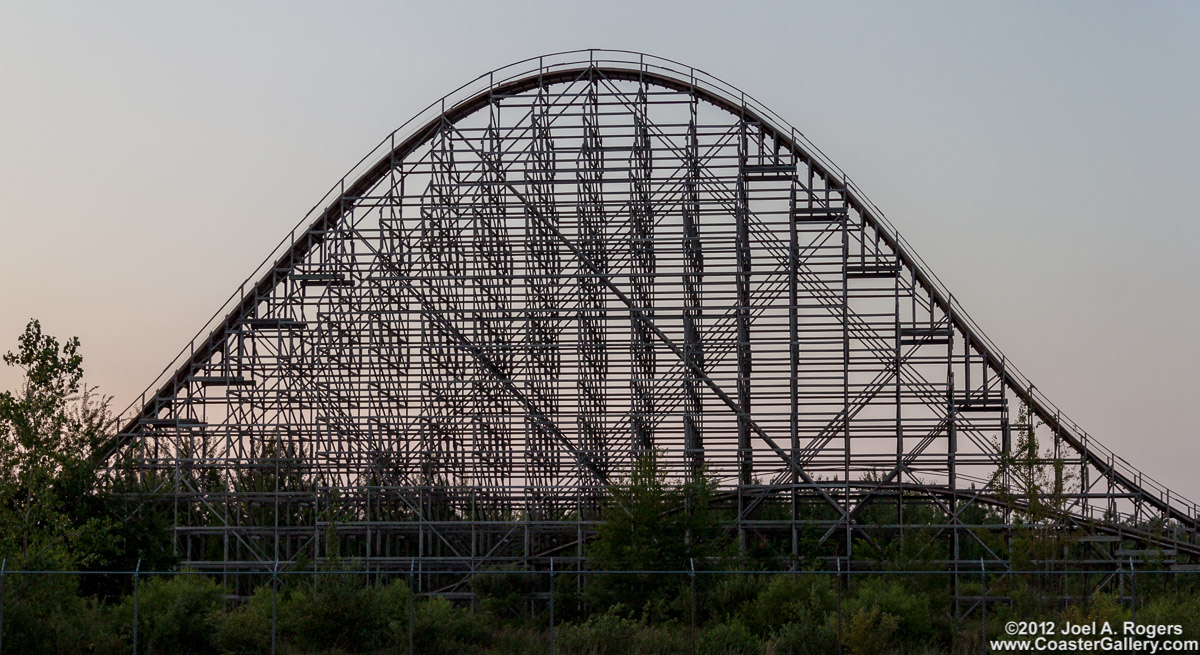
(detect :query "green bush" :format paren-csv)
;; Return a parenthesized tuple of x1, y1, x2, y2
(556, 612, 688, 655)
(843, 577, 934, 649)
(116, 573, 225, 655)
(742, 573, 837, 636)
(277, 574, 409, 653)
(412, 596, 491, 655)
(1141, 592, 1200, 640)
(487, 626, 548, 655)
(470, 567, 543, 621)
(770, 620, 839, 655)
(841, 605, 898, 655)
(699, 618, 759, 655)
(552, 572, 587, 623)
(1057, 592, 1129, 635)
(586, 454, 731, 618)
(703, 575, 767, 625)
(2, 573, 125, 655)
(214, 586, 273, 655)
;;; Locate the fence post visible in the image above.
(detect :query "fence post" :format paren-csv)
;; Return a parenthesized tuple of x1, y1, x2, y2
(836, 559, 843, 655)
(1, 558, 6, 655)
(689, 558, 697, 655)
(1129, 558, 1137, 623)
(980, 558, 986, 653)
(132, 559, 141, 655)
(549, 558, 555, 655)
(271, 560, 279, 655)
(408, 558, 415, 655)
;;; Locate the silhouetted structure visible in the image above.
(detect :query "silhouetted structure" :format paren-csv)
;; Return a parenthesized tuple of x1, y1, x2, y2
(101, 51, 1200, 585)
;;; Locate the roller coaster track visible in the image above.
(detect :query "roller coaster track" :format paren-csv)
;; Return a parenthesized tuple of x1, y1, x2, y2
(98, 50, 1198, 574)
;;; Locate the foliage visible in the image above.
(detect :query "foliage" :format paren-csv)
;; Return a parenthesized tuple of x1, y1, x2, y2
(0, 319, 115, 570)
(586, 452, 731, 618)
(841, 605, 898, 655)
(278, 573, 410, 652)
(1056, 592, 1129, 635)
(1139, 592, 1200, 640)
(555, 612, 688, 655)
(4, 321, 1200, 654)
(771, 619, 840, 655)
(993, 396, 1080, 530)
(215, 586, 273, 654)
(0, 572, 126, 655)
(698, 617, 758, 655)
(412, 595, 491, 654)
(0, 319, 173, 591)
(741, 573, 837, 636)
(703, 574, 768, 624)
(116, 573, 226, 655)
(589, 451, 729, 570)
(470, 566, 544, 622)
(841, 577, 935, 652)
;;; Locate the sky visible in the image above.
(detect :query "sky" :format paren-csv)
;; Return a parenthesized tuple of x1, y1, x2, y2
(1, 1, 1197, 497)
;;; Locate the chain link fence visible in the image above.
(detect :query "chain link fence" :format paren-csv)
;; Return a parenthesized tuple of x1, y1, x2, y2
(1, 561, 1196, 654)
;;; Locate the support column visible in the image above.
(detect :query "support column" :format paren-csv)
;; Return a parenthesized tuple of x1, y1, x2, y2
(735, 115, 753, 486)
(525, 89, 562, 519)
(682, 98, 706, 478)
(473, 103, 516, 513)
(630, 85, 657, 457)
(577, 77, 608, 506)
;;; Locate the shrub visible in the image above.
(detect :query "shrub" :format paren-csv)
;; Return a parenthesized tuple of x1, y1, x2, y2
(277, 574, 409, 653)
(771, 620, 839, 655)
(743, 573, 836, 636)
(214, 586, 273, 655)
(700, 618, 760, 655)
(2, 573, 125, 655)
(116, 573, 225, 655)
(586, 454, 731, 618)
(703, 575, 767, 625)
(843, 577, 934, 649)
(470, 567, 543, 621)
(841, 605, 899, 655)
(556, 612, 688, 655)
(1141, 593, 1200, 640)
(412, 596, 491, 655)
(1057, 592, 1129, 635)
(487, 626, 548, 655)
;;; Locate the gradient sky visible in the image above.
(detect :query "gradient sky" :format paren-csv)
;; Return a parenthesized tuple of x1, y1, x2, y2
(1, 1, 1197, 497)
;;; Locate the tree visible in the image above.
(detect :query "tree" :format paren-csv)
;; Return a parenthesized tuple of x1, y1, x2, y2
(0, 320, 132, 652)
(585, 451, 731, 618)
(0, 320, 175, 590)
(0, 319, 118, 569)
